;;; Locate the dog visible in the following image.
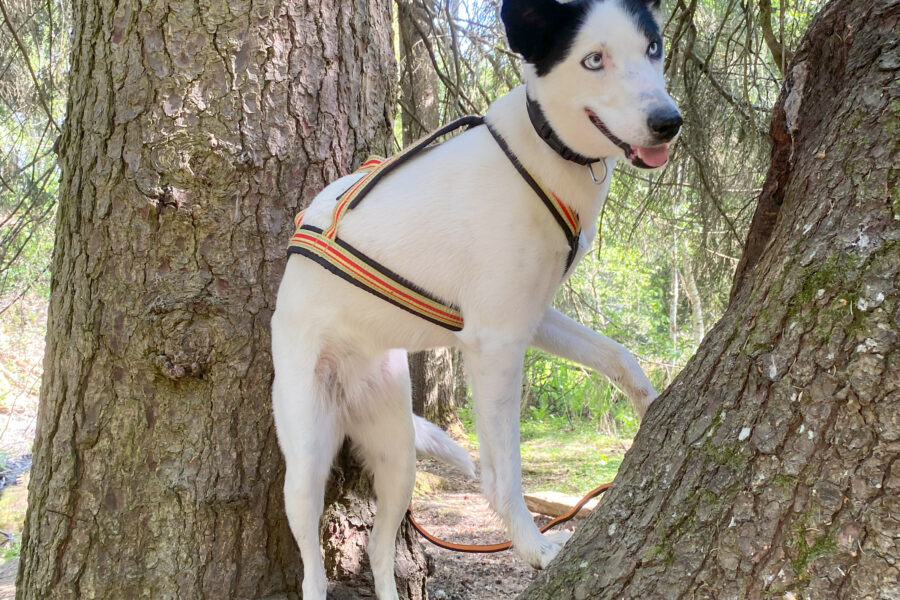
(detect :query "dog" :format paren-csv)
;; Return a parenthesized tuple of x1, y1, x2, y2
(271, 0, 681, 598)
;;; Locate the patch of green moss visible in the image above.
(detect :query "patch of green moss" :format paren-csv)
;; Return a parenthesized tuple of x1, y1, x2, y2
(788, 511, 839, 580)
(700, 489, 720, 505)
(772, 473, 797, 488)
(791, 531, 838, 579)
(702, 440, 746, 471)
(643, 540, 676, 567)
(792, 254, 850, 308)
(710, 405, 725, 431)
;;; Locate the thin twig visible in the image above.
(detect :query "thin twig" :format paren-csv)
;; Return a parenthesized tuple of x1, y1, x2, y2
(0, 0, 61, 132)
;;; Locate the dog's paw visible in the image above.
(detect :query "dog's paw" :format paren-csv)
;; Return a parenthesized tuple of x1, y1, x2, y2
(544, 529, 573, 546)
(618, 357, 658, 418)
(630, 384, 658, 418)
(516, 532, 564, 570)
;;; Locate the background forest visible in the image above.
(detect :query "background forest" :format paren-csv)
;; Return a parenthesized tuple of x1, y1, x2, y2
(0, 0, 823, 570)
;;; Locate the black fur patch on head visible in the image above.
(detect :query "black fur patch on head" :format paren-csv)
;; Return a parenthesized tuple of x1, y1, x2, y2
(501, 0, 593, 76)
(619, 0, 662, 44)
(502, 0, 663, 77)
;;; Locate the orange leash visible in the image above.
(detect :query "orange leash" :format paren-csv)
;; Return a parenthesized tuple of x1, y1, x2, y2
(406, 482, 611, 553)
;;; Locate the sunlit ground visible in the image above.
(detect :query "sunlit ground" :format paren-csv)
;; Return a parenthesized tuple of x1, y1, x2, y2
(461, 416, 633, 496)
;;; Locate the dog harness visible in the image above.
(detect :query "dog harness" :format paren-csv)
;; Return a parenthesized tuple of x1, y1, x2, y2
(287, 115, 581, 332)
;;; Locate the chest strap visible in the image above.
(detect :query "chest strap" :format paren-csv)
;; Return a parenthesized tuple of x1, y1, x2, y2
(483, 122, 581, 273)
(287, 116, 581, 331)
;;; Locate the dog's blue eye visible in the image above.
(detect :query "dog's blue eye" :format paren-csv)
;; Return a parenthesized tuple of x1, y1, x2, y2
(581, 52, 604, 71)
(647, 40, 662, 59)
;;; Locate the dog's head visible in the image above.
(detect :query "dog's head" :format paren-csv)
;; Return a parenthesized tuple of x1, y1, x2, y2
(502, 0, 681, 168)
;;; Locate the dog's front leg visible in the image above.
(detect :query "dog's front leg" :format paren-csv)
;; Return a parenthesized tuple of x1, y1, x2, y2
(464, 337, 562, 569)
(532, 307, 658, 417)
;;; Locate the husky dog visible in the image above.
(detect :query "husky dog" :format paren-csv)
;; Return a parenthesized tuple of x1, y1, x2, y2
(271, 0, 681, 597)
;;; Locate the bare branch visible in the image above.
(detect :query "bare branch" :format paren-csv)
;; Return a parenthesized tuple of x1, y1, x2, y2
(0, 0, 61, 132)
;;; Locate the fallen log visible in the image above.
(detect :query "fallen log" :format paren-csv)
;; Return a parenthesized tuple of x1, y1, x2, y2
(524, 492, 599, 519)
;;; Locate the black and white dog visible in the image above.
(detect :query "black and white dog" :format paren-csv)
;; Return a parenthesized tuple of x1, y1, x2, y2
(271, 0, 680, 598)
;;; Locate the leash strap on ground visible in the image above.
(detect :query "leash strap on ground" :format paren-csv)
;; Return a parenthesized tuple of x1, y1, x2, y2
(287, 114, 581, 331)
(406, 482, 611, 554)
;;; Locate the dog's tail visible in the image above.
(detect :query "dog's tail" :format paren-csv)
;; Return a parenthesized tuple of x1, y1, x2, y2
(413, 415, 476, 479)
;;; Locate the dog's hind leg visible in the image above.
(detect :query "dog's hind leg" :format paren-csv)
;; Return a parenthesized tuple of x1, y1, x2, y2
(463, 338, 561, 569)
(271, 329, 343, 600)
(345, 349, 416, 600)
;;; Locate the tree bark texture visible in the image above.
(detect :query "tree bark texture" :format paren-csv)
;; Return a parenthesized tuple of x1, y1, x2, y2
(397, 0, 441, 143)
(408, 347, 461, 429)
(16, 1, 428, 598)
(521, 1, 899, 599)
(398, 0, 463, 430)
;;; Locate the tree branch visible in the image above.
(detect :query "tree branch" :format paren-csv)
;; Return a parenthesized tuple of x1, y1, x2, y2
(757, 0, 791, 77)
(0, 0, 61, 132)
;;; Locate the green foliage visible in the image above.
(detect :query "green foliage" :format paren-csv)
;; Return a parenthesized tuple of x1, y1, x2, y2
(457, 406, 629, 495)
(0, 0, 69, 307)
(523, 350, 643, 437)
(0, 538, 20, 563)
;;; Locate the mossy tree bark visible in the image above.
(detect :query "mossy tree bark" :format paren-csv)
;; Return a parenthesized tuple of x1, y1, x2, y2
(520, 1, 899, 598)
(17, 0, 427, 598)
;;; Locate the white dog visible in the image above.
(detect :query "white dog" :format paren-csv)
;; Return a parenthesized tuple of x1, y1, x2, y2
(271, 0, 681, 598)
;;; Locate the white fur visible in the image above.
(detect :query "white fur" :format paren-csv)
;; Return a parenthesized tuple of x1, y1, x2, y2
(271, 1, 673, 597)
(413, 415, 476, 478)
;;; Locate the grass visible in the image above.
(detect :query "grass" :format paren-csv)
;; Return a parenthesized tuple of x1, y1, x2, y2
(519, 419, 629, 495)
(0, 473, 28, 565)
(459, 409, 632, 496)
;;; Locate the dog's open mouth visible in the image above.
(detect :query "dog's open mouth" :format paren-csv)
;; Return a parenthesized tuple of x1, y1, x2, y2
(586, 110, 669, 169)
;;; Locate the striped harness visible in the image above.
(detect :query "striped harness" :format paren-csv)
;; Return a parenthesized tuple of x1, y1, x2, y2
(287, 116, 581, 332)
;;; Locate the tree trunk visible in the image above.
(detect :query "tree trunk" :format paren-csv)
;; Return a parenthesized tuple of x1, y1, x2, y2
(398, 0, 462, 430)
(520, 1, 899, 599)
(398, 0, 441, 143)
(408, 347, 461, 429)
(679, 254, 705, 346)
(17, 1, 427, 598)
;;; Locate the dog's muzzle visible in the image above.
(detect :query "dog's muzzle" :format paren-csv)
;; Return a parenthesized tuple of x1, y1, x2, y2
(586, 109, 679, 169)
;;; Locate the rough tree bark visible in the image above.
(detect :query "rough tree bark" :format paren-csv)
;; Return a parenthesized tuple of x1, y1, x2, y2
(398, 0, 441, 142)
(17, 1, 427, 598)
(521, 1, 899, 598)
(398, 0, 463, 430)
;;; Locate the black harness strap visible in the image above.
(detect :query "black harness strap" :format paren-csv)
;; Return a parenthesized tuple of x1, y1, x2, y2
(347, 115, 486, 211)
(483, 122, 581, 273)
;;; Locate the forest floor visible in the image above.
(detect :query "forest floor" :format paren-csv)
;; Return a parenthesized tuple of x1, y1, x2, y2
(0, 292, 634, 598)
(0, 292, 43, 580)
(414, 424, 631, 600)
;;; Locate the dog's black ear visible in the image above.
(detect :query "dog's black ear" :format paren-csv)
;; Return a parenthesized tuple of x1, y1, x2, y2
(501, 0, 589, 75)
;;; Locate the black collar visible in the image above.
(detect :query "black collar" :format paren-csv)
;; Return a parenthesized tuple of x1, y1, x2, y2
(526, 94, 602, 166)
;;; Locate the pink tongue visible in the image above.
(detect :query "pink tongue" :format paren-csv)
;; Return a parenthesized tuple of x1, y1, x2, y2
(636, 145, 669, 167)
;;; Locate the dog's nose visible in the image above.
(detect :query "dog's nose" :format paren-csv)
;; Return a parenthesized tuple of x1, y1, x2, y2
(647, 110, 683, 142)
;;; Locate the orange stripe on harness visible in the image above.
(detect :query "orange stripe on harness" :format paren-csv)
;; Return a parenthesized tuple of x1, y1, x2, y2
(290, 223, 464, 330)
(286, 116, 580, 332)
